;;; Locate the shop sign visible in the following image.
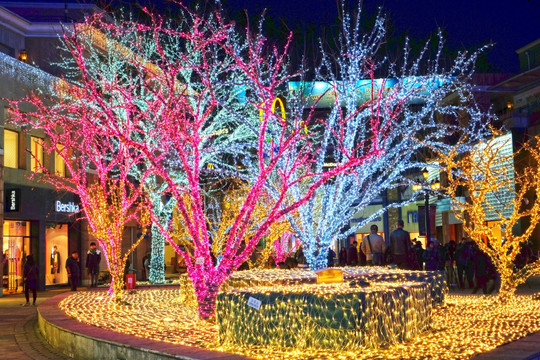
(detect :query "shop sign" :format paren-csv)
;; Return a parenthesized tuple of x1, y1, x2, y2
(55, 200, 80, 213)
(288, 77, 447, 108)
(5, 189, 20, 212)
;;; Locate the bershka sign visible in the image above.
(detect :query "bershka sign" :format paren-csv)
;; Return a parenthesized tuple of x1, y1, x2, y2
(55, 201, 80, 213)
(5, 189, 20, 212)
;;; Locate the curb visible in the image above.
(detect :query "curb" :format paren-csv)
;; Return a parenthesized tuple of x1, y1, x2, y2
(38, 292, 251, 360)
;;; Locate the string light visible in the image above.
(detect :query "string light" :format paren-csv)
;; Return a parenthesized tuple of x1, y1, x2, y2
(437, 131, 540, 302)
(75, 4, 395, 320)
(281, 1, 491, 270)
(59, 285, 540, 359)
(216, 281, 432, 350)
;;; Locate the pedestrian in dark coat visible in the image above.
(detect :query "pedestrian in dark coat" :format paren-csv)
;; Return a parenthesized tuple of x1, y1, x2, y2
(339, 247, 348, 266)
(455, 238, 468, 288)
(473, 246, 490, 294)
(348, 241, 358, 266)
(66, 251, 81, 291)
(23, 255, 39, 306)
(423, 241, 442, 271)
(390, 219, 411, 268)
(413, 241, 424, 270)
(86, 242, 101, 287)
(327, 247, 336, 267)
(464, 240, 475, 288)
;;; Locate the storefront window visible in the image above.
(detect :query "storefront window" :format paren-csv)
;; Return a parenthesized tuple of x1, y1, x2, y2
(55, 144, 65, 177)
(45, 223, 68, 285)
(4, 129, 18, 168)
(30, 136, 43, 173)
(2, 221, 30, 294)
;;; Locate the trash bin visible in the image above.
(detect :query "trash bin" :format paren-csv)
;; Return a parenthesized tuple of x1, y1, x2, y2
(126, 269, 136, 290)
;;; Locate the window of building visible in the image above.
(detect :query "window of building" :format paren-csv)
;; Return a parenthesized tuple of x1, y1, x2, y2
(30, 136, 43, 173)
(55, 144, 65, 177)
(4, 129, 18, 168)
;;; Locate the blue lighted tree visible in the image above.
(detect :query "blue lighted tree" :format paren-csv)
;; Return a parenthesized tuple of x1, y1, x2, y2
(282, 4, 491, 269)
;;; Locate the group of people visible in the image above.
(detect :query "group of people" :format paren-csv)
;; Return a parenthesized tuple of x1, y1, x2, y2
(327, 219, 538, 295)
(331, 220, 414, 268)
(21, 242, 101, 306)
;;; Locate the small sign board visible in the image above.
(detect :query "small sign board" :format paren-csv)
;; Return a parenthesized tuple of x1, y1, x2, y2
(195, 257, 204, 265)
(247, 296, 262, 310)
(5, 189, 20, 212)
(314, 268, 345, 284)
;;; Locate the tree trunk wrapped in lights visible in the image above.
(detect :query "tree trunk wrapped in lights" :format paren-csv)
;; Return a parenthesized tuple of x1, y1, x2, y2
(272, 232, 300, 267)
(436, 131, 540, 302)
(85, 183, 150, 301)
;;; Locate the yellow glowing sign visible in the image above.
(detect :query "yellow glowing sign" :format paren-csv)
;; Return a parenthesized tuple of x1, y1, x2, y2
(259, 97, 308, 134)
(314, 268, 345, 284)
(260, 97, 286, 122)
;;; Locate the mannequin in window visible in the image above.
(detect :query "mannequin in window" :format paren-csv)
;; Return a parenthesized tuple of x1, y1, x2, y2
(51, 245, 60, 276)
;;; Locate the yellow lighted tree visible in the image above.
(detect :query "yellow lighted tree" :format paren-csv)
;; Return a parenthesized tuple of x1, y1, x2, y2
(437, 131, 540, 301)
(85, 181, 150, 301)
(171, 180, 294, 270)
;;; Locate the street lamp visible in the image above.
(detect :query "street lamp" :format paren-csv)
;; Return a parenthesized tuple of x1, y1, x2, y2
(422, 167, 429, 180)
(414, 170, 440, 242)
(18, 50, 28, 62)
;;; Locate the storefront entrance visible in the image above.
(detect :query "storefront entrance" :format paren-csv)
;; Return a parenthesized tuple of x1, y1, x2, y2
(2, 221, 31, 294)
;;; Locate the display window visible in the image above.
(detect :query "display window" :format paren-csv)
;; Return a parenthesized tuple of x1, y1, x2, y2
(2, 221, 31, 294)
(4, 129, 19, 168)
(45, 223, 69, 285)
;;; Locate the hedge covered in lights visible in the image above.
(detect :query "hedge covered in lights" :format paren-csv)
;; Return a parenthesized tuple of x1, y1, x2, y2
(216, 281, 431, 350)
(342, 268, 447, 304)
(222, 267, 447, 304)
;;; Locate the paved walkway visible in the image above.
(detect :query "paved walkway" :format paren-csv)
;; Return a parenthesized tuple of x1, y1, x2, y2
(1, 280, 540, 359)
(0, 289, 72, 360)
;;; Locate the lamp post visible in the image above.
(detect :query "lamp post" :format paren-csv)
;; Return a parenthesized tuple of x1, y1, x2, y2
(413, 168, 440, 242)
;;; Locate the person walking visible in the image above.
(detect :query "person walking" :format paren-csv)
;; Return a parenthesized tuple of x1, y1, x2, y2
(390, 219, 411, 268)
(444, 240, 457, 287)
(413, 240, 425, 270)
(339, 246, 348, 266)
(423, 241, 442, 271)
(464, 240, 476, 289)
(348, 241, 359, 266)
(22, 255, 39, 306)
(327, 247, 336, 267)
(86, 242, 101, 287)
(455, 238, 468, 288)
(66, 251, 81, 291)
(361, 225, 387, 266)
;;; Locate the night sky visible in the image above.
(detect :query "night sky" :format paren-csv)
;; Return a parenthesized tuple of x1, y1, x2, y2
(13, 0, 540, 73)
(214, 0, 540, 73)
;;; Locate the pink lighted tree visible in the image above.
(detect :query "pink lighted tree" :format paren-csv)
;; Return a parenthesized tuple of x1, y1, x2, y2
(88, 6, 394, 320)
(272, 232, 300, 266)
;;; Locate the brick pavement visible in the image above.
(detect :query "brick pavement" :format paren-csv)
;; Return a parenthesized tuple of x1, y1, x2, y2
(2, 279, 540, 359)
(0, 289, 72, 360)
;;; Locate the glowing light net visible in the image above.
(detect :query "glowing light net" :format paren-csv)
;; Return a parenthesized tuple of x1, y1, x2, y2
(60, 290, 540, 359)
(217, 281, 432, 350)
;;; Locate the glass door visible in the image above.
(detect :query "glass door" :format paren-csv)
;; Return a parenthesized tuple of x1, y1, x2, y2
(3, 221, 31, 294)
